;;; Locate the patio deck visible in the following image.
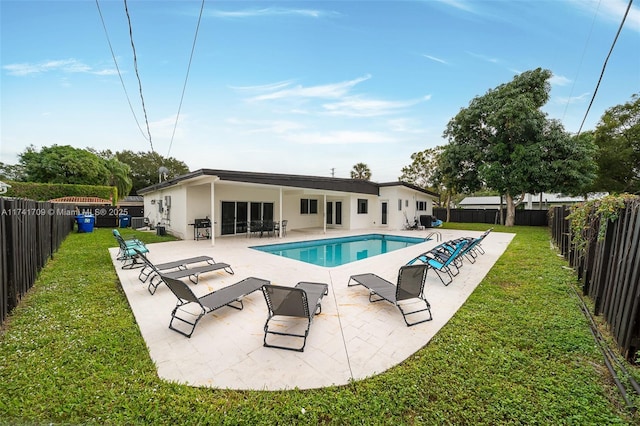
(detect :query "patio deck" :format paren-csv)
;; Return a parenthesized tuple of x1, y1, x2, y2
(109, 228, 514, 391)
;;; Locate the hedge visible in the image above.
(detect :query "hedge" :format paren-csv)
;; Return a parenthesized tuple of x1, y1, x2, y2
(2, 181, 117, 203)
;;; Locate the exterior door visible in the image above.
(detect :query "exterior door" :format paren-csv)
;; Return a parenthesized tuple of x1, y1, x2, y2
(221, 201, 248, 235)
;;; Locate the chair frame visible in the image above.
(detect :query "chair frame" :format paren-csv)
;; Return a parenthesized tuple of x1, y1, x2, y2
(133, 249, 234, 294)
(137, 255, 215, 283)
(261, 282, 329, 352)
(113, 229, 148, 269)
(348, 264, 432, 326)
(162, 275, 269, 338)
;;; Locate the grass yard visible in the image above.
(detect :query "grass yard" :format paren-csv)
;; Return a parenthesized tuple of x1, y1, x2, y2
(0, 225, 639, 425)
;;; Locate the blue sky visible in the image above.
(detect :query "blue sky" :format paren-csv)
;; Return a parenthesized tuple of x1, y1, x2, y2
(2, 0, 639, 182)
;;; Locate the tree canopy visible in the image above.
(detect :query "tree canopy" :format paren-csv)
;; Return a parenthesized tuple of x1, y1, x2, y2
(115, 150, 189, 194)
(19, 145, 110, 186)
(442, 68, 597, 226)
(590, 93, 640, 194)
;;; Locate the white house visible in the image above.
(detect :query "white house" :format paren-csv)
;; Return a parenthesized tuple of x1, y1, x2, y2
(138, 169, 439, 243)
(458, 192, 607, 210)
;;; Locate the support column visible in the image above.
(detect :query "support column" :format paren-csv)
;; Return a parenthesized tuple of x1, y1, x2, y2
(210, 181, 216, 246)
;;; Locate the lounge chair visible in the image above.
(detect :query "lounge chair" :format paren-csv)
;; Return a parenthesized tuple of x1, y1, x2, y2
(113, 229, 149, 269)
(407, 240, 468, 286)
(138, 255, 215, 283)
(348, 264, 432, 326)
(133, 249, 234, 294)
(261, 282, 329, 352)
(161, 275, 269, 338)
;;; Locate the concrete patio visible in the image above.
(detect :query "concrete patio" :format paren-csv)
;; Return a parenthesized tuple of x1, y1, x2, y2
(109, 228, 514, 391)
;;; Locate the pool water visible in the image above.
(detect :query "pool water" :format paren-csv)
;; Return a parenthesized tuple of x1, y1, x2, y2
(251, 234, 427, 267)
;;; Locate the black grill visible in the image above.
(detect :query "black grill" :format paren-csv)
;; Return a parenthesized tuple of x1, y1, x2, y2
(194, 218, 211, 228)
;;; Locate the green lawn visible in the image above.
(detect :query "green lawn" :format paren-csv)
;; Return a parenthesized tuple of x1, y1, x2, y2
(0, 225, 638, 425)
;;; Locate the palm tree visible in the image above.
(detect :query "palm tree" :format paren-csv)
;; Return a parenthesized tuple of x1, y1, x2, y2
(105, 158, 133, 199)
(350, 163, 371, 180)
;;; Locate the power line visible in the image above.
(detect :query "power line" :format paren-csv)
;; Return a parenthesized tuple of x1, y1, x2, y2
(577, 0, 634, 136)
(124, 0, 155, 153)
(167, 0, 206, 159)
(562, 0, 601, 123)
(95, 0, 148, 142)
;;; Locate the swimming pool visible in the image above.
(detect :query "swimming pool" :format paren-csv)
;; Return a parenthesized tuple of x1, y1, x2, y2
(251, 234, 427, 267)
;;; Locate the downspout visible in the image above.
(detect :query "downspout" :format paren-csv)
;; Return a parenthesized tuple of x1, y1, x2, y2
(279, 187, 283, 239)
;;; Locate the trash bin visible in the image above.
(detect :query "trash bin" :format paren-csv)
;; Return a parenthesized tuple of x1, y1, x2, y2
(156, 225, 166, 236)
(76, 214, 95, 233)
(119, 214, 131, 228)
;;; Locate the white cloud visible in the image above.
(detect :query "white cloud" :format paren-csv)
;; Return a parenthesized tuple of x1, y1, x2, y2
(436, 0, 475, 13)
(423, 55, 448, 65)
(555, 92, 590, 104)
(465, 51, 499, 64)
(570, 0, 640, 32)
(207, 7, 339, 19)
(321, 96, 427, 117)
(3, 59, 116, 76)
(550, 74, 572, 86)
(246, 75, 372, 102)
(283, 130, 395, 145)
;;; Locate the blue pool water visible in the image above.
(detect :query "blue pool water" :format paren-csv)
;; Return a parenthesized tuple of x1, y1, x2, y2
(251, 234, 427, 267)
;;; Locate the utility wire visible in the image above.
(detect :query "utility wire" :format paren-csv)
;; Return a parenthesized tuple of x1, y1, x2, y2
(577, 0, 634, 136)
(95, 0, 149, 142)
(562, 0, 601, 123)
(167, 0, 206, 158)
(124, 0, 155, 153)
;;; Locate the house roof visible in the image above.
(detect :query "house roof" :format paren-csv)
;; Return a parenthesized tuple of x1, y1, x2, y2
(138, 169, 439, 198)
(49, 196, 112, 204)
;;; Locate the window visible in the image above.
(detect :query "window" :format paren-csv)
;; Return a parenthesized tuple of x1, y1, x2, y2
(416, 201, 427, 211)
(398, 199, 402, 211)
(405, 200, 409, 207)
(300, 199, 318, 214)
(357, 199, 368, 214)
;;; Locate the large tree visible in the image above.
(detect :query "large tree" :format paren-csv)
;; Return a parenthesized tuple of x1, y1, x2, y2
(443, 68, 597, 226)
(115, 150, 189, 194)
(399, 146, 442, 190)
(19, 144, 110, 186)
(590, 93, 640, 194)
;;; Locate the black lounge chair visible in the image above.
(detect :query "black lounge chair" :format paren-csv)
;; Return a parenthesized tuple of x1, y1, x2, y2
(137, 255, 215, 283)
(161, 275, 269, 338)
(113, 229, 149, 269)
(348, 264, 432, 326)
(261, 282, 329, 352)
(133, 249, 234, 294)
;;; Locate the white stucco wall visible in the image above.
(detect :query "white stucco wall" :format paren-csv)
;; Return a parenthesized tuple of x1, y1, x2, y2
(142, 178, 438, 239)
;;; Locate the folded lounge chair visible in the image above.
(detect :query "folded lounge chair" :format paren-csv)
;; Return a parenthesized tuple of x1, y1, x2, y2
(113, 229, 149, 269)
(348, 264, 432, 326)
(138, 255, 216, 283)
(261, 282, 329, 352)
(161, 275, 269, 338)
(133, 249, 234, 294)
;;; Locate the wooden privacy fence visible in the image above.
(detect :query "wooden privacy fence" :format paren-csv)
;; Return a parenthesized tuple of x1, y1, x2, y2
(550, 199, 640, 362)
(0, 197, 75, 325)
(433, 208, 548, 226)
